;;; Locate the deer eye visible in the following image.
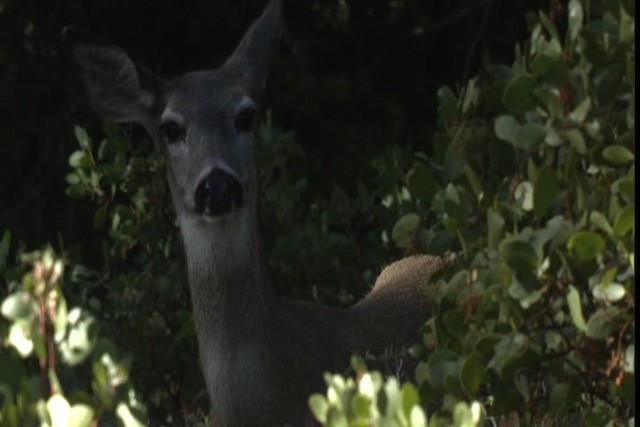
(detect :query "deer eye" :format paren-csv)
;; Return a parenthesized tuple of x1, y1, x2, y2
(160, 120, 185, 143)
(234, 108, 257, 134)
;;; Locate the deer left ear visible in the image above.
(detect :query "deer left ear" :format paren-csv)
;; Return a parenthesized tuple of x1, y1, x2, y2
(62, 27, 159, 124)
(222, 0, 283, 95)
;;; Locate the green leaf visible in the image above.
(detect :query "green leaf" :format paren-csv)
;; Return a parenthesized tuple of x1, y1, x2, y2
(534, 87, 563, 118)
(567, 0, 584, 41)
(400, 383, 419, 419)
(624, 344, 634, 374)
(410, 406, 427, 427)
(563, 129, 587, 154)
(503, 75, 536, 113)
(74, 126, 92, 151)
(487, 207, 505, 249)
(407, 162, 436, 202)
(513, 123, 545, 150)
(589, 211, 614, 236)
(442, 310, 467, 336)
(459, 352, 487, 394)
(452, 402, 474, 427)
(1, 292, 35, 321)
(47, 394, 70, 427)
(567, 231, 605, 260)
(59, 308, 98, 366)
(514, 181, 534, 211)
(494, 115, 521, 142)
(488, 333, 527, 376)
(7, 320, 34, 357)
(566, 285, 587, 332)
(69, 151, 91, 169)
(68, 404, 95, 427)
(538, 10, 560, 42)
(592, 283, 626, 302)
(438, 86, 459, 124)
(613, 205, 634, 237)
(544, 127, 562, 147)
(116, 402, 146, 427)
(474, 334, 502, 358)
(464, 164, 483, 202)
(569, 98, 591, 122)
(586, 308, 622, 340)
(602, 145, 635, 166)
(444, 137, 466, 181)
(391, 213, 420, 249)
(499, 239, 538, 273)
(533, 166, 558, 218)
(350, 394, 371, 418)
(462, 78, 479, 113)
(549, 383, 570, 412)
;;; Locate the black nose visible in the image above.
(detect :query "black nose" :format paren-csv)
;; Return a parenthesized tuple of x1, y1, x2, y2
(194, 169, 244, 217)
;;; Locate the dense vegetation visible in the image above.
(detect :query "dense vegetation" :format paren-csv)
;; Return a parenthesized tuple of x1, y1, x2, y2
(0, 0, 635, 425)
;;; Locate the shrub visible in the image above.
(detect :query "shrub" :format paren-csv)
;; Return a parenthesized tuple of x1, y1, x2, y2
(310, 0, 635, 425)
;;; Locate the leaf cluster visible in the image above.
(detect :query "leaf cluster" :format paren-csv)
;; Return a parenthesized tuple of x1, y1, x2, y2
(312, 0, 635, 425)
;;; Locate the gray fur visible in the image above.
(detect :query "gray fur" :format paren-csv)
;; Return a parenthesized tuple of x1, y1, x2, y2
(64, 1, 448, 425)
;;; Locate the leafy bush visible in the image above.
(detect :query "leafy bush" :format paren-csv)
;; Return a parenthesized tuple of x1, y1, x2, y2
(0, 0, 634, 425)
(0, 242, 147, 426)
(309, 0, 635, 425)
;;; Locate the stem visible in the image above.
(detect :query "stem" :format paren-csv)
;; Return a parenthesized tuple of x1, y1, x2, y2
(38, 301, 50, 398)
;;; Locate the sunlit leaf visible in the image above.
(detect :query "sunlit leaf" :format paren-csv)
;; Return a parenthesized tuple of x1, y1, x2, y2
(309, 395, 328, 423)
(1, 292, 35, 321)
(47, 394, 70, 427)
(592, 282, 626, 302)
(7, 320, 34, 357)
(68, 404, 95, 427)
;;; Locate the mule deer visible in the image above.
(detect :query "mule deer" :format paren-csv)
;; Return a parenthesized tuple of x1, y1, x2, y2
(64, 0, 449, 424)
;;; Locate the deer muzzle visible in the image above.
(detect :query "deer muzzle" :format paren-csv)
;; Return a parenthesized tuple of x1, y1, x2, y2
(194, 169, 244, 217)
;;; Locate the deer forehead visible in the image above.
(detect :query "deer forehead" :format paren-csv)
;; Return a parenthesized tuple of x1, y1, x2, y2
(161, 71, 251, 120)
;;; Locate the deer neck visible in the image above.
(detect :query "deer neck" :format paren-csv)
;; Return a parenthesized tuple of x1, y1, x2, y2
(178, 207, 276, 412)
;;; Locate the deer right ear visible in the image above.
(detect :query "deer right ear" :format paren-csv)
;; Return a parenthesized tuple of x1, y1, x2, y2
(62, 27, 157, 124)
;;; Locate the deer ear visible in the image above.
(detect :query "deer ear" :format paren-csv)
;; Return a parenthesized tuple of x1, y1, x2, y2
(222, 0, 283, 95)
(62, 27, 158, 123)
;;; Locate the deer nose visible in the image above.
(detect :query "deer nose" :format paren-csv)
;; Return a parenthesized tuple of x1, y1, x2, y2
(194, 169, 244, 217)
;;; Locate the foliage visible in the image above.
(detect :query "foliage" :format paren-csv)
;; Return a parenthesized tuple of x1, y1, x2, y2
(311, 0, 635, 425)
(0, 242, 146, 426)
(309, 357, 482, 427)
(3, 113, 399, 423)
(0, 0, 634, 425)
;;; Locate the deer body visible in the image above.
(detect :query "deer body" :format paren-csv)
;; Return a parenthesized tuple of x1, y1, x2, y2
(64, 1, 446, 425)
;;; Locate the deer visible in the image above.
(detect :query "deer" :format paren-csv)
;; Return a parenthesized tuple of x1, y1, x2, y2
(63, 0, 450, 425)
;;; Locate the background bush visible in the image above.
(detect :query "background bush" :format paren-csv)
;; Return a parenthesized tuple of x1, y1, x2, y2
(310, 0, 635, 425)
(0, 0, 634, 425)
